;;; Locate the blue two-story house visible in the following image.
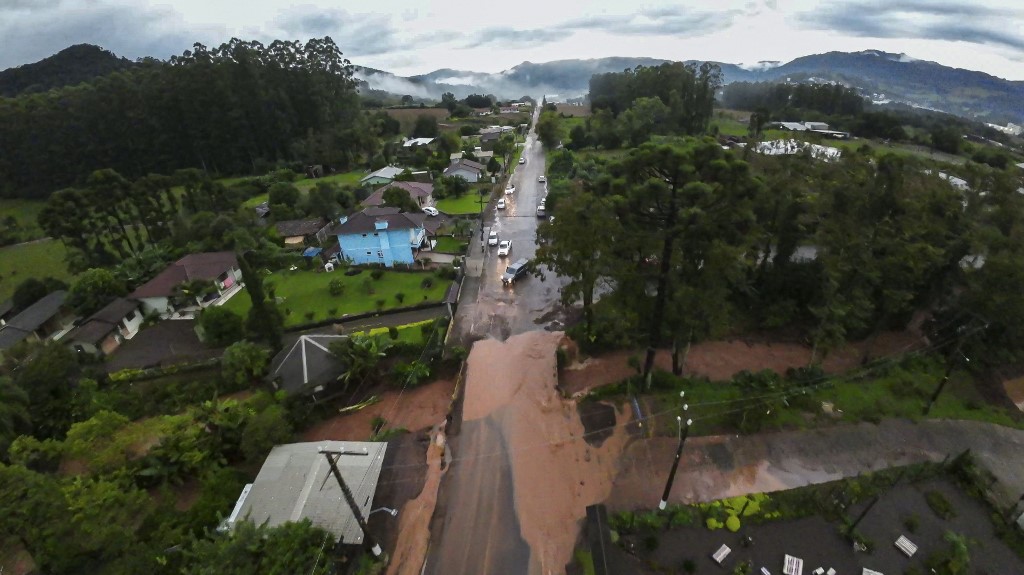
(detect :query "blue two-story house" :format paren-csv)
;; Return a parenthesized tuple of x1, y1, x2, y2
(331, 207, 426, 267)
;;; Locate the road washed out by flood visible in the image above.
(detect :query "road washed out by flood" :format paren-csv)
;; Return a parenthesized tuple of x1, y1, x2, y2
(459, 331, 631, 574)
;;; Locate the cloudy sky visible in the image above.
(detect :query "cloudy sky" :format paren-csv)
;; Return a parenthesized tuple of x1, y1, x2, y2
(3, 0, 1024, 80)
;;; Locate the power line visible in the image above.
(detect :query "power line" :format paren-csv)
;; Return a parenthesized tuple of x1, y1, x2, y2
(325, 321, 983, 491)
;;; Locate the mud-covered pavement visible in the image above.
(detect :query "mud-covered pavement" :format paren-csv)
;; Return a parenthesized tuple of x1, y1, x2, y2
(424, 331, 630, 575)
(607, 418, 1024, 511)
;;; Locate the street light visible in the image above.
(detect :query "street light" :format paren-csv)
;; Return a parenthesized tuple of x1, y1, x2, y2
(369, 507, 398, 518)
(659, 396, 691, 511)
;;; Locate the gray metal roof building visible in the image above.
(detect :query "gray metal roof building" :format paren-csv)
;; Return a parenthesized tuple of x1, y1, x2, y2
(226, 441, 388, 545)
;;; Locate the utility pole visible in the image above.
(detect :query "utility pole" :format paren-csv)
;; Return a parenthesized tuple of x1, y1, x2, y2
(923, 335, 969, 416)
(318, 448, 382, 557)
(659, 394, 690, 510)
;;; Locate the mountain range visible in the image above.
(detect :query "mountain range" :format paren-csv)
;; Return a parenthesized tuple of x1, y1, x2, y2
(2, 45, 1021, 126)
(356, 50, 1024, 125)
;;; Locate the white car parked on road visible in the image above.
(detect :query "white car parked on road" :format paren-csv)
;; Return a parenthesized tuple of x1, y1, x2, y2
(496, 198, 506, 209)
(497, 240, 512, 257)
(505, 184, 516, 194)
(487, 230, 499, 246)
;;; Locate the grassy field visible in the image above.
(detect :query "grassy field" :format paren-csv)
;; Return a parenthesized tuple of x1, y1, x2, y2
(432, 236, 468, 253)
(555, 104, 591, 117)
(221, 268, 451, 326)
(0, 239, 73, 302)
(239, 170, 366, 208)
(385, 108, 451, 134)
(356, 319, 435, 346)
(293, 170, 365, 192)
(616, 358, 1023, 439)
(0, 198, 47, 239)
(436, 192, 488, 215)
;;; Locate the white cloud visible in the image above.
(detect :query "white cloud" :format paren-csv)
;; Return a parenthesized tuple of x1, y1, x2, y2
(3, 0, 1023, 80)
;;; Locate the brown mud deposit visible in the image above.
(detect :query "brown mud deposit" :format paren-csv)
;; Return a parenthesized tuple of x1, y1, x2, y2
(464, 332, 632, 574)
(386, 427, 447, 575)
(301, 378, 455, 441)
(1003, 376, 1024, 411)
(561, 331, 923, 395)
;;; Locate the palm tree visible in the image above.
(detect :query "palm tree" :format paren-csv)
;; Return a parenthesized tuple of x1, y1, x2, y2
(0, 377, 31, 449)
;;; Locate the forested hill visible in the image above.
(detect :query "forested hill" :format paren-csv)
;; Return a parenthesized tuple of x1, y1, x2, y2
(0, 38, 366, 200)
(0, 44, 136, 97)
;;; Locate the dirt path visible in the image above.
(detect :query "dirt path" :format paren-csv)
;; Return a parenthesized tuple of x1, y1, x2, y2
(386, 426, 447, 575)
(561, 331, 923, 394)
(301, 379, 455, 441)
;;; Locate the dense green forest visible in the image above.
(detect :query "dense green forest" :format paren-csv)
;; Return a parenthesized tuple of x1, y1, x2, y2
(0, 44, 136, 97)
(0, 37, 367, 200)
(539, 141, 1024, 380)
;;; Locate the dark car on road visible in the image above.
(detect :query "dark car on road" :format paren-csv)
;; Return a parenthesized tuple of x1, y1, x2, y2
(501, 258, 530, 286)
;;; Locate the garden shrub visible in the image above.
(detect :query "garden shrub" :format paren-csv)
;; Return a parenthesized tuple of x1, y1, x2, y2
(329, 278, 345, 296)
(725, 515, 741, 532)
(420, 277, 434, 289)
(395, 292, 406, 304)
(362, 278, 375, 294)
(388, 326, 400, 340)
(904, 514, 920, 533)
(370, 269, 384, 280)
(925, 490, 956, 520)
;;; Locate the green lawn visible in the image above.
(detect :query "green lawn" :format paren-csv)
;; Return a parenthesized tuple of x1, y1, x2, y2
(241, 193, 268, 208)
(221, 268, 451, 326)
(712, 117, 749, 137)
(0, 239, 73, 302)
(436, 193, 488, 215)
(0, 198, 47, 239)
(357, 319, 434, 346)
(293, 170, 365, 192)
(432, 236, 468, 253)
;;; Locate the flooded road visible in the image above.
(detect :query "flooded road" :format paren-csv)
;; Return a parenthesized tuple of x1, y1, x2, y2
(451, 115, 569, 344)
(425, 332, 630, 575)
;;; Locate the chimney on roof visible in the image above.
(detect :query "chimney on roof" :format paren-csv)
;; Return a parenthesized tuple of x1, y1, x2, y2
(374, 220, 388, 230)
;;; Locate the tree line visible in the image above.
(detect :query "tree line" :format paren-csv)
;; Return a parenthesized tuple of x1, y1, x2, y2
(537, 139, 1024, 385)
(0, 37, 366, 200)
(721, 81, 866, 118)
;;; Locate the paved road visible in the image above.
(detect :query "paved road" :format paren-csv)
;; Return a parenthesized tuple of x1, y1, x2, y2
(427, 109, 562, 574)
(607, 418, 1024, 511)
(450, 114, 569, 345)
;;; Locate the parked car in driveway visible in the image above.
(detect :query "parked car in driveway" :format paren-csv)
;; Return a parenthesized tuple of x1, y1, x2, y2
(422, 206, 439, 216)
(496, 198, 506, 209)
(497, 240, 512, 257)
(487, 230, 499, 246)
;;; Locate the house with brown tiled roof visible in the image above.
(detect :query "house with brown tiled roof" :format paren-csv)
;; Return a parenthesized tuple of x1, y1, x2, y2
(129, 252, 243, 317)
(330, 207, 426, 267)
(274, 218, 330, 248)
(443, 158, 485, 183)
(65, 298, 143, 356)
(361, 181, 434, 209)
